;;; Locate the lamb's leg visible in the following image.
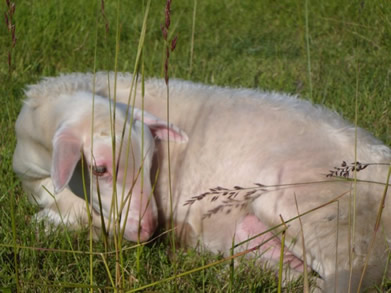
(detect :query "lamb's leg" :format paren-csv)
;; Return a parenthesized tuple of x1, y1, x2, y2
(37, 191, 102, 229)
(233, 213, 321, 290)
(234, 214, 304, 271)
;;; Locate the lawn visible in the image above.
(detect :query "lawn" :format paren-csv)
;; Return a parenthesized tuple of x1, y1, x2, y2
(1, 0, 391, 292)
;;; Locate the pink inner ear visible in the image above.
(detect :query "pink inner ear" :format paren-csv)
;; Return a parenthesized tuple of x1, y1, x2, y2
(52, 129, 82, 194)
(149, 124, 188, 142)
(132, 108, 188, 143)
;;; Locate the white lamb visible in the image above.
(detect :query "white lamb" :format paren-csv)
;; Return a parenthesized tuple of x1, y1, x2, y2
(14, 72, 391, 292)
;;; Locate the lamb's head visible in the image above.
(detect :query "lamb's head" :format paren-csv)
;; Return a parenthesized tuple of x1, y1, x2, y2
(51, 100, 188, 242)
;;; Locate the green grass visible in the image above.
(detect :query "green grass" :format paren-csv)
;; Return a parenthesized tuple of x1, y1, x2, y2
(1, 0, 391, 291)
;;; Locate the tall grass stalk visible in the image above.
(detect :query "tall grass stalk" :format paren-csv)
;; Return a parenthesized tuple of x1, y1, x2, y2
(162, 1, 179, 290)
(98, 0, 112, 255)
(124, 0, 152, 282)
(202, 245, 206, 292)
(84, 1, 102, 287)
(100, 253, 116, 289)
(334, 200, 340, 292)
(229, 235, 235, 293)
(104, 0, 153, 288)
(294, 194, 309, 293)
(9, 175, 19, 292)
(119, 0, 152, 240)
(188, 0, 197, 78)
(81, 154, 94, 293)
(105, 0, 149, 288)
(357, 164, 391, 291)
(349, 62, 360, 290)
(277, 216, 287, 293)
(304, 0, 312, 100)
(5, 0, 16, 76)
(111, 0, 123, 288)
(109, 5, 152, 275)
(136, 53, 146, 277)
(4, 0, 17, 127)
(381, 235, 391, 289)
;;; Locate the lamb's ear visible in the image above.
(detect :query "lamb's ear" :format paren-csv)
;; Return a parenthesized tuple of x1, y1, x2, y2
(133, 108, 189, 143)
(51, 127, 83, 194)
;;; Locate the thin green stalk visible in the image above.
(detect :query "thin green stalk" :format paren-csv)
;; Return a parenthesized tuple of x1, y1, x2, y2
(277, 216, 287, 293)
(113, 1, 152, 260)
(166, 81, 178, 292)
(119, 79, 138, 240)
(294, 194, 309, 293)
(202, 246, 206, 293)
(96, 178, 109, 249)
(5, 1, 16, 77)
(85, 1, 101, 286)
(94, 1, 110, 255)
(381, 229, 391, 289)
(81, 155, 94, 293)
(161, 1, 178, 290)
(6, 2, 18, 290)
(358, 164, 391, 291)
(349, 62, 360, 291)
(118, 0, 152, 285)
(10, 179, 19, 292)
(118, 0, 152, 206)
(166, 84, 175, 245)
(136, 48, 146, 275)
(188, 0, 197, 78)
(105, 0, 152, 288)
(304, 0, 312, 100)
(110, 0, 122, 288)
(100, 253, 116, 289)
(229, 234, 235, 293)
(334, 200, 340, 292)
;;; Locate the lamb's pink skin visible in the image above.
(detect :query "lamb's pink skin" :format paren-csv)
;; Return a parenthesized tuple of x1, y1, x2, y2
(235, 214, 304, 273)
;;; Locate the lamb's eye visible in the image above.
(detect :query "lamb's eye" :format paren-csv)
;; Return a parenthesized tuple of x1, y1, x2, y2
(92, 165, 107, 176)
